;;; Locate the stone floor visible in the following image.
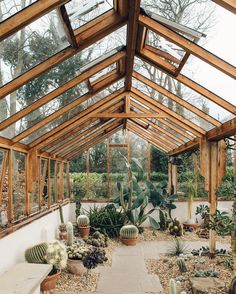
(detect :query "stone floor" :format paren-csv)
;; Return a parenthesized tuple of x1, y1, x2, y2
(56, 240, 230, 294)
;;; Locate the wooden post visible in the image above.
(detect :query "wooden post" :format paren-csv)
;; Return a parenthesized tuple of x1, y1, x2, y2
(172, 164, 177, 194)
(54, 160, 58, 204)
(217, 139, 226, 186)
(127, 131, 131, 181)
(48, 159, 51, 209)
(200, 137, 210, 192)
(66, 161, 70, 199)
(86, 149, 90, 198)
(147, 142, 151, 180)
(193, 153, 198, 196)
(8, 149, 13, 222)
(60, 161, 64, 201)
(107, 141, 110, 197)
(168, 160, 172, 194)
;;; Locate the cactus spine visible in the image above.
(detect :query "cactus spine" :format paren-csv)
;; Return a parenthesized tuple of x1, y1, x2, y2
(120, 225, 138, 239)
(25, 242, 48, 264)
(77, 215, 90, 227)
(177, 257, 187, 272)
(67, 222, 74, 246)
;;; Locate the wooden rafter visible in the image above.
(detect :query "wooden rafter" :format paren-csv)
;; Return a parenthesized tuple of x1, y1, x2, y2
(133, 71, 221, 127)
(90, 113, 165, 118)
(139, 14, 236, 79)
(0, 10, 127, 100)
(137, 53, 236, 114)
(131, 88, 205, 136)
(125, 0, 141, 90)
(29, 90, 126, 149)
(0, 0, 69, 42)
(145, 45, 181, 64)
(11, 74, 125, 143)
(212, 0, 236, 14)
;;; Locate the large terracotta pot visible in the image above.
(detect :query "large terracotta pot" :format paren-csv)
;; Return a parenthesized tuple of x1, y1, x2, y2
(79, 226, 90, 238)
(121, 238, 137, 246)
(67, 259, 86, 275)
(40, 270, 60, 291)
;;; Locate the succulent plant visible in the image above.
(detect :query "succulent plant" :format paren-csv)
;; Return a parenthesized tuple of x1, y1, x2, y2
(169, 278, 177, 294)
(82, 247, 107, 270)
(169, 218, 184, 237)
(177, 257, 187, 273)
(120, 225, 138, 239)
(45, 240, 67, 270)
(77, 215, 90, 227)
(193, 269, 219, 277)
(229, 276, 236, 294)
(25, 242, 48, 264)
(84, 231, 108, 248)
(67, 241, 90, 260)
(67, 222, 74, 246)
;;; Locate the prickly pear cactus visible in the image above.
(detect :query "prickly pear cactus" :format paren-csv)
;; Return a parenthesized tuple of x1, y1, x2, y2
(25, 242, 48, 264)
(120, 225, 138, 239)
(67, 222, 74, 246)
(77, 215, 90, 227)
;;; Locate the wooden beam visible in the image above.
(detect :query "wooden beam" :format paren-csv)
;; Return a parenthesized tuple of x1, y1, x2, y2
(29, 90, 125, 149)
(117, 0, 129, 17)
(139, 14, 236, 79)
(217, 140, 226, 185)
(12, 74, 124, 143)
(200, 137, 211, 192)
(212, 0, 236, 14)
(169, 138, 200, 156)
(0, 0, 69, 42)
(0, 50, 126, 131)
(125, 0, 141, 90)
(133, 71, 221, 127)
(91, 71, 122, 93)
(0, 10, 127, 100)
(147, 142, 151, 179)
(90, 113, 165, 118)
(136, 25, 147, 52)
(138, 50, 236, 115)
(145, 44, 181, 64)
(131, 88, 205, 136)
(207, 117, 236, 141)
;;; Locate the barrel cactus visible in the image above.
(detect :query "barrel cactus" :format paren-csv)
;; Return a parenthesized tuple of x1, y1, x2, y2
(67, 222, 74, 246)
(120, 225, 138, 239)
(77, 215, 90, 227)
(25, 242, 48, 264)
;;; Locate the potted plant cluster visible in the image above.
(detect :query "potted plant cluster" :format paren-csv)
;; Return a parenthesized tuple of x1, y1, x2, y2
(77, 214, 90, 237)
(25, 240, 67, 291)
(120, 224, 139, 246)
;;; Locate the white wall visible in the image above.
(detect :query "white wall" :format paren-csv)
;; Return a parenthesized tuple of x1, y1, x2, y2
(0, 203, 76, 275)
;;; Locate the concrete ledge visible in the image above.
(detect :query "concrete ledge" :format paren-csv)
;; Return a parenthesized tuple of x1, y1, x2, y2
(0, 263, 52, 294)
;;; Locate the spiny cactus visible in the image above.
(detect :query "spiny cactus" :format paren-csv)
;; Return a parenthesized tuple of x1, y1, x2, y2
(120, 225, 138, 239)
(169, 278, 177, 294)
(169, 218, 184, 237)
(77, 215, 90, 227)
(67, 222, 74, 246)
(159, 210, 168, 230)
(25, 242, 48, 264)
(59, 204, 64, 224)
(229, 276, 236, 294)
(177, 257, 187, 272)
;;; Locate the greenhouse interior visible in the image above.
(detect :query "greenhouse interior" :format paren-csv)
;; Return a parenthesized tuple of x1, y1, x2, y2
(0, 0, 236, 293)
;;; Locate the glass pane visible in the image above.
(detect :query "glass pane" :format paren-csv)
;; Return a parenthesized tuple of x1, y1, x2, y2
(56, 162, 61, 201)
(1, 10, 69, 86)
(89, 63, 116, 83)
(40, 158, 49, 209)
(30, 157, 39, 214)
(150, 145, 168, 184)
(0, 149, 9, 228)
(50, 160, 56, 205)
(66, 0, 113, 30)
(89, 141, 108, 199)
(63, 163, 68, 199)
(0, 0, 37, 22)
(109, 129, 127, 144)
(70, 153, 87, 199)
(12, 151, 26, 221)
(132, 77, 215, 131)
(133, 56, 233, 123)
(20, 79, 125, 144)
(0, 26, 126, 124)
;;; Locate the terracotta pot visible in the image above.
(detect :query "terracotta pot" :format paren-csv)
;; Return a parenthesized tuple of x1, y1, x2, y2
(183, 223, 200, 231)
(67, 259, 86, 275)
(40, 270, 60, 291)
(121, 238, 137, 246)
(79, 226, 90, 238)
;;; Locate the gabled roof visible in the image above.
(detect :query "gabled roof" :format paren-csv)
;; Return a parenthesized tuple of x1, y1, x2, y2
(0, 0, 235, 159)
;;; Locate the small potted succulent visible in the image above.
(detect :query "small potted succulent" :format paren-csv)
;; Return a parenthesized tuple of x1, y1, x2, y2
(77, 214, 90, 237)
(25, 240, 67, 291)
(120, 224, 138, 246)
(67, 241, 90, 275)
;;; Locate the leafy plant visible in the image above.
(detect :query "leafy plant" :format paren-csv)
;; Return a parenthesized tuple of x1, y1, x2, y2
(167, 239, 189, 256)
(86, 204, 126, 238)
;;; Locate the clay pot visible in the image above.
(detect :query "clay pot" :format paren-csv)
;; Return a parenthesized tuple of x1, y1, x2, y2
(121, 238, 137, 246)
(67, 259, 86, 275)
(79, 226, 90, 238)
(183, 223, 200, 231)
(40, 269, 60, 291)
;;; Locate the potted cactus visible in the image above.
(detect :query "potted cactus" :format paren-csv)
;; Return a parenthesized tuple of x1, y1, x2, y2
(58, 204, 67, 240)
(66, 241, 89, 275)
(77, 214, 90, 237)
(120, 224, 138, 246)
(25, 240, 67, 291)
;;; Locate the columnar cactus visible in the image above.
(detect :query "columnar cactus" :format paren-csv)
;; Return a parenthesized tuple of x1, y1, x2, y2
(229, 276, 236, 294)
(77, 215, 90, 227)
(67, 222, 74, 246)
(177, 257, 187, 272)
(120, 225, 138, 239)
(169, 278, 177, 294)
(25, 242, 48, 264)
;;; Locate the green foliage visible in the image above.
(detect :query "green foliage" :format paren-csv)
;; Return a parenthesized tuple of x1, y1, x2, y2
(208, 210, 235, 236)
(177, 257, 187, 272)
(216, 170, 236, 199)
(86, 205, 126, 238)
(168, 239, 189, 256)
(195, 204, 209, 219)
(120, 225, 139, 239)
(25, 242, 48, 264)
